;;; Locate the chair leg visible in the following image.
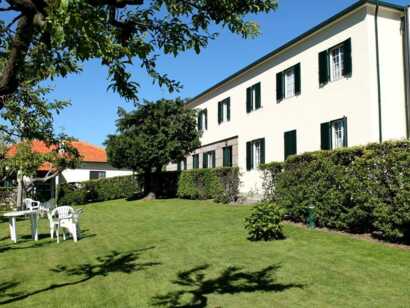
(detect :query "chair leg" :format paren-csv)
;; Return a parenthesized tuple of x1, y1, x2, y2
(50, 225, 54, 239)
(62, 230, 66, 241)
(56, 226, 60, 244)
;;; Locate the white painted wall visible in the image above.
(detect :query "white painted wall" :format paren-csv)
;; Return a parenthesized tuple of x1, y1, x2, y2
(57, 162, 133, 184)
(187, 4, 408, 194)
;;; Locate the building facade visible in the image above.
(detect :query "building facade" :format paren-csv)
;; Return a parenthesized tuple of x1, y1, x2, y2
(170, 1, 410, 195)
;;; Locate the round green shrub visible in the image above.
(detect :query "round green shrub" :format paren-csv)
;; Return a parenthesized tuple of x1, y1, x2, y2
(245, 203, 285, 241)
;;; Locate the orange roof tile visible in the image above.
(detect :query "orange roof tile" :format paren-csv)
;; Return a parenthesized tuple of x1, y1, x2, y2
(7, 140, 108, 171)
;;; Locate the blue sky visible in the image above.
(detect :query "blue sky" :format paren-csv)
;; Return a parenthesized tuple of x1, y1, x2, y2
(49, 0, 409, 146)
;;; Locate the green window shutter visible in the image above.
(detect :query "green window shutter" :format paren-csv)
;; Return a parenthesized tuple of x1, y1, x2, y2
(246, 87, 253, 113)
(192, 155, 198, 169)
(319, 50, 330, 86)
(204, 109, 208, 130)
(203, 153, 208, 168)
(211, 151, 216, 168)
(284, 130, 297, 160)
(218, 101, 222, 124)
(255, 83, 261, 109)
(177, 161, 181, 171)
(223, 146, 233, 167)
(276, 72, 284, 102)
(227, 98, 231, 121)
(343, 117, 348, 147)
(343, 38, 352, 76)
(260, 138, 265, 165)
(321, 122, 332, 150)
(246, 141, 253, 170)
(294, 63, 301, 95)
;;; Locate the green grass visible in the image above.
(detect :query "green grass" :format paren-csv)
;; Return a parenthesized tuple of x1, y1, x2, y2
(0, 199, 409, 307)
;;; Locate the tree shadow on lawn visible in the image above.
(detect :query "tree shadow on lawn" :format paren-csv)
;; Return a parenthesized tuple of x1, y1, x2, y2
(152, 264, 304, 307)
(0, 229, 97, 254)
(0, 246, 161, 305)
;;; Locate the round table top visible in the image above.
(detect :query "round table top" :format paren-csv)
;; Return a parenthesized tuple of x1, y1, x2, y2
(3, 210, 38, 217)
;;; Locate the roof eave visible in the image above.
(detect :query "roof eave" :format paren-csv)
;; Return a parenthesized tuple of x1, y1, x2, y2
(186, 0, 405, 108)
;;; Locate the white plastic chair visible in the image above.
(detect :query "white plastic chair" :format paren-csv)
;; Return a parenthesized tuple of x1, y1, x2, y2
(23, 198, 40, 211)
(48, 206, 82, 243)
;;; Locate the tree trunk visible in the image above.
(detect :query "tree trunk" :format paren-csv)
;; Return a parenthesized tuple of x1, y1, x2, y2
(16, 169, 23, 210)
(143, 171, 156, 200)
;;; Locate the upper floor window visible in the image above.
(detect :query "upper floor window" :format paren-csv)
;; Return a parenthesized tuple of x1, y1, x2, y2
(246, 138, 265, 171)
(203, 151, 216, 168)
(321, 117, 348, 150)
(90, 171, 106, 180)
(197, 109, 208, 131)
(218, 98, 231, 124)
(246, 82, 261, 113)
(277, 63, 301, 102)
(319, 38, 352, 86)
(284, 130, 297, 160)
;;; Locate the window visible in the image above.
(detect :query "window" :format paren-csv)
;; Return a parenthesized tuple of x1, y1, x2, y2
(321, 118, 348, 150)
(246, 82, 261, 113)
(197, 109, 208, 131)
(330, 45, 344, 81)
(223, 146, 233, 167)
(90, 171, 106, 180)
(203, 151, 216, 168)
(192, 154, 200, 169)
(319, 38, 352, 86)
(284, 130, 297, 160)
(277, 63, 301, 102)
(246, 138, 265, 171)
(177, 158, 187, 171)
(218, 98, 231, 124)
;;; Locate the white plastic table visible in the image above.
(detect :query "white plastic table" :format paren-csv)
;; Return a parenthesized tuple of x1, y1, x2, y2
(3, 210, 39, 243)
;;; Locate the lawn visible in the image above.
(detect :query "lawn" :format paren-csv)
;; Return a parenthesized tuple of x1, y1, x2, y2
(0, 199, 409, 307)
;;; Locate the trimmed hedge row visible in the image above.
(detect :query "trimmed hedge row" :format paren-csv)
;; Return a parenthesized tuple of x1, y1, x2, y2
(177, 167, 240, 203)
(58, 175, 139, 205)
(260, 141, 410, 244)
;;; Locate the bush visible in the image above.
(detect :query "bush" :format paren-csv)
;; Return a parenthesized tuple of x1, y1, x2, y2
(58, 175, 139, 205)
(136, 171, 180, 199)
(177, 167, 240, 204)
(245, 203, 285, 241)
(260, 141, 410, 244)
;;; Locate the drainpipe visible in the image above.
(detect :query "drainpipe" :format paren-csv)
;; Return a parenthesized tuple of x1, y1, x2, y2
(375, 1, 383, 143)
(403, 6, 410, 139)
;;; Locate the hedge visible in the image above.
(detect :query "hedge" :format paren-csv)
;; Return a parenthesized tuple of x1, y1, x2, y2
(260, 141, 410, 244)
(177, 167, 240, 203)
(57, 175, 139, 205)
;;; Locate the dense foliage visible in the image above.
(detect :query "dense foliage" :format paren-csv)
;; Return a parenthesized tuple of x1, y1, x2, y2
(106, 99, 200, 197)
(58, 175, 138, 205)
(245, 203, 285, 241)
(0, 0, 278, 105)
(177, 167, 240, 204)
(260, 141, 410, 244)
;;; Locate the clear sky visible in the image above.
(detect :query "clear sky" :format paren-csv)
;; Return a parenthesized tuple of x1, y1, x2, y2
(48, 0, 409, 146)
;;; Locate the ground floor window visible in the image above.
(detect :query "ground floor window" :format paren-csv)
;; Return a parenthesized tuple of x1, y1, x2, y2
(192, 154, 200, 169)
(90, 171, 106, 180)
(246, 138, 265, 170)
(284, 130, 297, 160)
(223, 146, 233, 167)
(203, 151, 216, 169)
(321, 117, 348, 150)
(177, 158, 187, 171)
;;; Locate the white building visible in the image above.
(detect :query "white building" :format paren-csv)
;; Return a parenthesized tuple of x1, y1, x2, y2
(171, 0, 410, 195)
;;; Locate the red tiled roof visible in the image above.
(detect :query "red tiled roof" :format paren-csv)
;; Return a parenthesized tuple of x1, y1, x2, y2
(7, 140, 108, 170)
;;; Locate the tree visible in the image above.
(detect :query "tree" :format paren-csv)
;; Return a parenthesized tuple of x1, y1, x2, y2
(0, 80, 80, 208)
(105, 98, 200, 198)
(0, 0, 278, 107)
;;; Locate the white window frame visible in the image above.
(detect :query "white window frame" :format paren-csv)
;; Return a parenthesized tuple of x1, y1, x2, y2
(253, 141, 261, 168)
(284, 67, 296, 98)
(330, 44, 344, 82)
(331, 119, 346, 149)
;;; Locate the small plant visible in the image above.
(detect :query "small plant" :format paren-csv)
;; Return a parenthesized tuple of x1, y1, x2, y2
(245, 203, 285, 241)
